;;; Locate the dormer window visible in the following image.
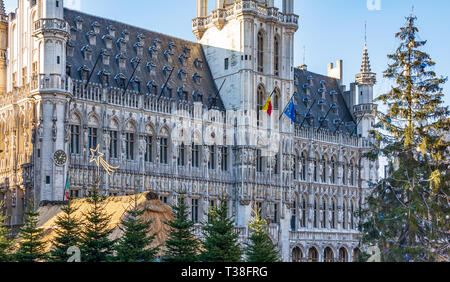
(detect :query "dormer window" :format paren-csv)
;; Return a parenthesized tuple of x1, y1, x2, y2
(134, 42, 144, 56)
(132, 78, 141, 92)
(75, 16, 83, 30)
(146, 62, 156, 75)
(178, 69, 187, 81)
(162, 65, 173, 77)
(183, 46, 191, 57)
(66, 64, 72, 77)
(178, 54, 186, 66)
(168, 41, 177, 51)
(115, 73, 127, 88)
(137, 33, 146, 45)
(86, 30, 96, 45)
(91, 21, 100, 34)
(122, 29, 130, 41)
(78, 65, 91, 82)
(177, 86, 185, 100)
(117, 38, 127, 52)
(81, 45, 93, 61)
(146, 80, 158, 95)
(194, 58, 203, 69)
(193, 73, 202, 84)
(149, 46, 158, 59)
(153, 38, 161, 50)
(70, 26, 77, 41)
(67, 41, 75, 57)
(164, 50, 173, 63)
(98, 70, 110, 86)
(131, 57, 141, 71)
(193, 90, 203, 103)
(107, 25, 116, 37)
(102, 34, 113, 49)
(102, 51, 110, 65)
(116, 53, 127, 69)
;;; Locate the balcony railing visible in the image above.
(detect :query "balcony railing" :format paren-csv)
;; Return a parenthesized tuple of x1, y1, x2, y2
(31, 74, 72, 93)
(33, 18, 70, 35)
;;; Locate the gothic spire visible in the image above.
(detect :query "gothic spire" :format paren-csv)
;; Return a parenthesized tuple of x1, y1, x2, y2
(355, 43, 376, 85)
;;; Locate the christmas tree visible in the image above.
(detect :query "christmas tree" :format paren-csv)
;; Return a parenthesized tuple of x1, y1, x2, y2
(163, 195, 200, 262)
(0, 201, 13, 262)
(79, 188, 115, 262)
(115, 195, 159, 262)
(361, 13, 449, 262)
(200, 197, 242, 262)
(49, 201, 82, 262)
(245, 207, 280, 262)
(14, 200, 47, 262)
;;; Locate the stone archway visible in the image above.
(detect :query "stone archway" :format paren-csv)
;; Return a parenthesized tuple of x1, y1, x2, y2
(292, 246, 303, 262)
(308, 247, 319, 262)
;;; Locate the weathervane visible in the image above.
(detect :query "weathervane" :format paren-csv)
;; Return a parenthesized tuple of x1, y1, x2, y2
(89, 144, 119, 175)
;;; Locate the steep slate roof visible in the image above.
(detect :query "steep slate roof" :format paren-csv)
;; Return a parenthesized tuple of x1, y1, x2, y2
(293, 68, 356, 134)
(64, 8, 225, 111)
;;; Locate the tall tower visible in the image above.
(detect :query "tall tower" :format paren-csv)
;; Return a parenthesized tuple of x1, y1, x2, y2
(192, 0, 298, 117)
(6, 0, 71, 203)
(33, 0, 71, 203)
(0, 0, 7, 95)
(354, 43, 376, 138)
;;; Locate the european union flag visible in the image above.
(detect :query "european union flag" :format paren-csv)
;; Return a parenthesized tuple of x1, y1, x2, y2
(284, 100, 296, 123)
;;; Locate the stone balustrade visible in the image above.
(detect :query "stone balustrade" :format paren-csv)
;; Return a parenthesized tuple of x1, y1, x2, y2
(33, 18, 70, 36)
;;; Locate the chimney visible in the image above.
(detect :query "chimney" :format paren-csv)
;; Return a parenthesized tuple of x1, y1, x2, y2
(327, 60, 343, 85)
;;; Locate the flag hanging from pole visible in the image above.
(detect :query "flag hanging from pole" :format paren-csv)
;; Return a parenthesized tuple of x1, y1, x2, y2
(262, 96, 273, 116)
(64, 172, 70, 201)
(284, 99, 296, 123)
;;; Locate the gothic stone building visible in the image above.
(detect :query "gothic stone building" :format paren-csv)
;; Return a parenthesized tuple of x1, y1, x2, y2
(0, 0, 379, 262)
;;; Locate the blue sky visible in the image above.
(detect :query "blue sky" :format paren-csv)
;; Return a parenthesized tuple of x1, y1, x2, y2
(4, 0, 450, 106)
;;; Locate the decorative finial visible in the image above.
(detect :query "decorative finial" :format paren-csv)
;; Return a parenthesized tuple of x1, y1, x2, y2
(364, 20, 367, 45)
(410, 5, 414, 17)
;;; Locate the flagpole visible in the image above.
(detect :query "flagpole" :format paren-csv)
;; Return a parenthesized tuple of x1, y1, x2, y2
(279, 92, 297, 120)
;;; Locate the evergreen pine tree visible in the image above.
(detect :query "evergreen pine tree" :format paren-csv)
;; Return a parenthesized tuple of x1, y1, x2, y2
(115, 195, 159, 262)
(0, 201, 13, 262)
(14, 200, 47, 262)
(245, 207, 280, 262)
(79, 188, 115, 262)
(200, 197, 242, 262)
(49, 201, 82, 262)
(163, 195, 200, 262)
(361, 13, 450, 262)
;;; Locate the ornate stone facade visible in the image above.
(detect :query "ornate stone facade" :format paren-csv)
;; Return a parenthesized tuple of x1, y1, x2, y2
(0, 0, 378, 262)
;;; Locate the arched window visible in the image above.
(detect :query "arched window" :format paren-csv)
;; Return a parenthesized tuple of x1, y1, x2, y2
(292, 246, 303, 262)
(321, 155, 327, 183)
(331, 156, 337, 184)
(324, 247, 334, 262)
(256, 149, 263, 172)
(208, 145, 216, 169)
(308, 247, 319, 262)
(322, 197, 327, 229)
(69, 114, 81, 155)
(350, 159, 355, 186)
(293, 154, 297, 180)
(274, 154, 279, 175)
(331, 197, 337, 229)
(257, 31, 264, 72)
(125, 132, 135, 160)
(314, 154, 319, 182)
(343, 158, 348, 185)
(339, 248, 348, 262)
(301, 152, 307, 180)
(343, 198, 348, 230)
(274, 36, 280, 76)
(145, 133, 153, 163)
(351, 199, 355, 229)
(273, 88, 280, 111)
(314, 196, 319, 228)
(291, 196, 297, 231)
(160, 137, 169, 164)
(257, 84, 265, 127)
(177, 143, 186, 166)
(301, 194, 307, 228)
